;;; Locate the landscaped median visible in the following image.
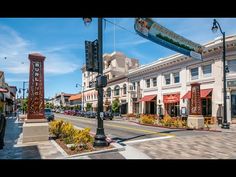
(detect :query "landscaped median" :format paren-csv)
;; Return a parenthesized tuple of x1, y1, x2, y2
(127, 114, 221, 132)
(49, 120, 124, 158)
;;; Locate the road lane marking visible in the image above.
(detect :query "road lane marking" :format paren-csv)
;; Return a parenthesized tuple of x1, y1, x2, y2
(124, 136, 174, 144)
(56, 115, 175, 137)
(105, 123, 175, 137)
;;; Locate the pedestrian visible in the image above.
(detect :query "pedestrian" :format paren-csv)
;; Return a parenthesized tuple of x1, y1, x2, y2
(0, 113, 6, 149)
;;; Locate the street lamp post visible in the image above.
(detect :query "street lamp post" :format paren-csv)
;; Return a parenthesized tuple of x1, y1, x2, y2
(83, 18, 108, 147)
(18, 81, 29, 115)
(22, 81, 29, 115)
(212, 19, 230, 129)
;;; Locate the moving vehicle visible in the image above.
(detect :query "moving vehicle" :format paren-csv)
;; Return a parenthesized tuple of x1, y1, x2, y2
(45, 108, 54, 121)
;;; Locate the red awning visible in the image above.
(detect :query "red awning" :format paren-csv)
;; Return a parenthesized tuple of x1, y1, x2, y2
(139, 95, 156, 102)
(163, 94, 180, 104)
(181, 89, 213, 99)
(0, 88, 8, 93)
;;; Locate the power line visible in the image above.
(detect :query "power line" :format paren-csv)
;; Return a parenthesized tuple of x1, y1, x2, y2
(103, 18, 137, 36)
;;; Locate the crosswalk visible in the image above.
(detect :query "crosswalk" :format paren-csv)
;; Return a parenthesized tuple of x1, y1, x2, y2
(6, 116, 16, 119)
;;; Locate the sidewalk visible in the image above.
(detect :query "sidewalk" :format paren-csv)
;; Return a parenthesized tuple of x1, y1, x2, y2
(0, 116, 126, 159)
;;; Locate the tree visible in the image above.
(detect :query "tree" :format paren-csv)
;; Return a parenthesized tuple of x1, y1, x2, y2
(23, 98, 28, 112)
(112, 98, 120, 113)
(86, 103, 92, 111)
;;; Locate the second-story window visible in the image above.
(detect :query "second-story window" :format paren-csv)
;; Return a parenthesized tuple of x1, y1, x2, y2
(152, 78, 157, 87)
(191, 67, 199, 80)
(146, 79, 150, 88)
(202, 64, 212, 77)
(228, 59, 236, 73)
(114, 85, 120, 96)
(132, 82, 136, 90)
(123, 84, 127, 95)
(164, 74, 170, 85)
(173, 72, 180, 83)
(106, 87, 111, 98)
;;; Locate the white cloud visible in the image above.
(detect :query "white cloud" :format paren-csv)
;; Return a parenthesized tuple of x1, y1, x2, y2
(0, 24, 81, 75)
(44, 53, 80, 74)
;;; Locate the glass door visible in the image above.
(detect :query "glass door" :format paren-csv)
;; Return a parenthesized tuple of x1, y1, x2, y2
(231, 91, 236, 119)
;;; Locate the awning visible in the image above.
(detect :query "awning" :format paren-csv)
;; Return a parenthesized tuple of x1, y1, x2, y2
(139, 95, 156, 102)
(163, 94, 180, 104)
(182, 89, 213, 99)
(0, 88, 8, 93)
(69, 94, 82, 101)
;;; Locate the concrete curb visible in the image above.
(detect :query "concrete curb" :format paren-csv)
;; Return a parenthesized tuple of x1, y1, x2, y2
(128, 120, 222, 132)
(51, 138, 125, 159)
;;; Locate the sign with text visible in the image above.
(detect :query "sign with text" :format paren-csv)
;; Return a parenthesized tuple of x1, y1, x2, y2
(134, 18, 204, 60)
(27, 53, 45, 119)
(190, 83, 202, 115)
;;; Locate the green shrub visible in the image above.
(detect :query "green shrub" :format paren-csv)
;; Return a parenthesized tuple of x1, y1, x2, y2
(49, 119, 64, 138)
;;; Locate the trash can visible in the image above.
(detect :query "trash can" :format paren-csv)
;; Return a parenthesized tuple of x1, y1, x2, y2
(0, 113, 6, 149)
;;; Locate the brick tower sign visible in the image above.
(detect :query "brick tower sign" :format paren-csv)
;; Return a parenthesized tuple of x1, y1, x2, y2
(190, 83, 202, 115)
(27, 53, 45, 120)
(187, 82, 204, 129)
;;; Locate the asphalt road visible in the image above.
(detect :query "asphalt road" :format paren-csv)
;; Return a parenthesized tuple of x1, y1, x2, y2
(55, 113, 214, 144)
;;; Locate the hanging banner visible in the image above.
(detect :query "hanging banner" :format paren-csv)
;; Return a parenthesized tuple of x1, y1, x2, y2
(134, 18, 204, 60)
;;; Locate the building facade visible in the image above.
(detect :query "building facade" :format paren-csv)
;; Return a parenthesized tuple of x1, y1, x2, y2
(82, 52, 139, 113)
(53, 92, 74, 108)
(69, 93, 82, 108)
(128, 35, 236, 123)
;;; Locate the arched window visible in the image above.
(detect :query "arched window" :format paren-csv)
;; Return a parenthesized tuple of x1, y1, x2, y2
(106, 87, 111, 98)
(123, 84, 127, 95)
(114, 85, 120, 96)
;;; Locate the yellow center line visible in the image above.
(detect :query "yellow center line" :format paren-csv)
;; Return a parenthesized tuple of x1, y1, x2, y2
(56, 116, 176, 137)
(105, 123, 176, 137)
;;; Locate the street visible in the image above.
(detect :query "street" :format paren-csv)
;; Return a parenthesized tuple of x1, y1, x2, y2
(55, 113, 215, 144)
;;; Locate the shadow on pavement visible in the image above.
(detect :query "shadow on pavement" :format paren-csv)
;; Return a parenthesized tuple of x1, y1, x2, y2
(0, 117, 41, 159)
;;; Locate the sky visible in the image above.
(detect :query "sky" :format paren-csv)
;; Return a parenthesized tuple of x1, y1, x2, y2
(0, 18, 236, 98)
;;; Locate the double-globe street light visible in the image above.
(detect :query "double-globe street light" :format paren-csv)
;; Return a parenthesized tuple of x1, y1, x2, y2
(83, 18, 108, 147)
(211, 19, 230, 129)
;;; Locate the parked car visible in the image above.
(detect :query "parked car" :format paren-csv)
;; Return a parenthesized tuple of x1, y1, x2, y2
(103, 111, 113, 120)
(85, 111, 97, 118)
(45, 108, 54, 122)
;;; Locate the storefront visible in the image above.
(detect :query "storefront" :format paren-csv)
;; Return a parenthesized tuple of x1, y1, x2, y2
(227, 80, 236, 122)
(139, 95, 157, 114)
(231, 91, 236, 120)
(132, 98, 140, 114)
(163, 93, 180, 117)
(182, 88, 212, 117)
(120, 100, 128, 114)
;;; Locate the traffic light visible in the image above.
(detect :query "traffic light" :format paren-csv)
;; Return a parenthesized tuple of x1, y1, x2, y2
(85, 40, 99, 72)
(85, 40, 93, 72)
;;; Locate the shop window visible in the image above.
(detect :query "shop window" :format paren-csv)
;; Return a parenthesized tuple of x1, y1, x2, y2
(202, 64, 212, 77)
(202, 98, 212, 116)
(152, 78, 157, 87)
(164, 74, 170, 85)
(191, 67, 199, 80)
(173, 72, 180, 83)
(146, 79, 150, 88)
